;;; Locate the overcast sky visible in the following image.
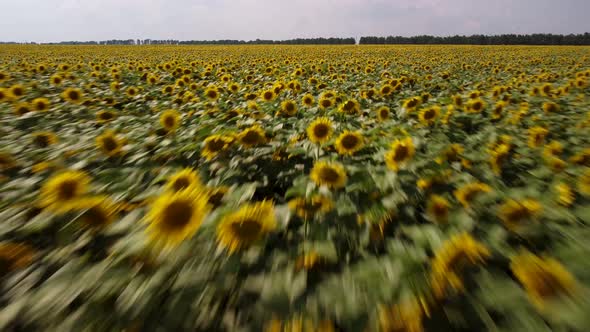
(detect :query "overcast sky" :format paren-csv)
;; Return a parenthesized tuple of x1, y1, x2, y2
(1, 0, 589, 42)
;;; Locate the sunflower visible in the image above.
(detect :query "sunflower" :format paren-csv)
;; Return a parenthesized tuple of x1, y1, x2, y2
(385, 137, 415, 171)
(261, 89, 276, 102)
(0, 88, 13, 102)
(454, 182, 492, 208)
(204, 86, 220, 100)
(511, 251, 577, 311)
(378, 298, 426, 332)
(96, 110, 117, 124)
(145, 189, 210, 247)
(13, 102, 31, 116)
(466, 98, 485, 113)
(206, 186, 229, 208)
(238, 125, 266, 148)
(430, 233, 490, 298)
(338, 99, 360, 115)
(497, 198, 542, 231)
(528, 126, 549, 148)
(40, 170, 91, 213)
(570, 148, 590, 166)
(74, 195, 117, 228)
(165, 168, 202, 192)
(376, 105, 391, 121)
(307, 117, 333, 144)
(489, 143, 511, 175)
(542, 101, 559, 113)
(96, 130, 123, 157)
(126, 86, 139, 97)
(162, 85, 175, 95)
(310, 161, 347, 189)
(491, 101, 505, 120)
(426, 195, 450, 224)
(9, 84, 25, 99)
(31, 131, 58, 148)
(335, 130, 364, 155)
(380, 83, 394, 96)
(0, 242, 36, 271)
(288, 194, 333, 220)
(202, 135, 232, 160)
(543, 140, 563, 158)
(554, 183, 574, 207)
(279, 100, 297, 116)
(403, 97, 421, 110)
(318, 97, 334, 110)
(216, 200, 276, 253)
(302, 93, 315, 106)
(160, 109, 181, 132)
(31, 97, 50, 111)
(418, 106, 440, 125)
(578, 170, 590, 196)
(61, 88, 83, 104)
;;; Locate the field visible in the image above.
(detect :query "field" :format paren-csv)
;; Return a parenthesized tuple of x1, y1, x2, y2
(1, 44, 590, 331)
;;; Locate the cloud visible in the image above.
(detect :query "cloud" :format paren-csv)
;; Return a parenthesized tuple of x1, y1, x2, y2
(0, 0, 588, 42)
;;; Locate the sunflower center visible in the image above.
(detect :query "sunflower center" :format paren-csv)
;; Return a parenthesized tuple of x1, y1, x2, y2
(319, 167, 340, 183)
(313, 124, 329, 138)
(241, 130, 262, 145)
(68, 90, 80, 100)
(13, 88, 24, 96)
(82, 206, 109, 226)
(230, 219, 262, 241)
(320, 99, 332, 108)
(163, 116, 176, 128)
(102, 137, 119, 152)
(263, 91, 273, 100)
(424, 109, 436, 120)
(284, 103, 295, 112)
(162, 200, 194, 231)
(472, 101, 483, 111)
(379, 109, 389, 119)
(341, 134, 359, 149)
(100, 112, 114, 120)
(57, 180, 78, 200)
(394, 145, 409, 161)
(171, 177, 191, 191)
(207, 138, 226, 152)
(34, 135, 50, 148)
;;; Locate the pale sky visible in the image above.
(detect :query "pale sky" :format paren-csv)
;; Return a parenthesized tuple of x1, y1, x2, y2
(1, 0, 589, 43)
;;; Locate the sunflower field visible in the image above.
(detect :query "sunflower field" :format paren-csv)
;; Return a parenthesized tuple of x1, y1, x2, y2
(1, 44, 590, 331)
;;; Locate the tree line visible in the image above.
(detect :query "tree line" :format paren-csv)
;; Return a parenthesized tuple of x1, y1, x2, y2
(359, 33, 590, 45)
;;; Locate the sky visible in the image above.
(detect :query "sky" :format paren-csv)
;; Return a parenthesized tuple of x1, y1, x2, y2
(1, 0, 589, 42)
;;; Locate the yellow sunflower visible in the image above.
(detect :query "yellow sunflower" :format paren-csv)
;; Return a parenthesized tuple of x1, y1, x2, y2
(376, 105, 391, 122)
(318, 97, 334, 110)
(426, 195, 450, 224)
(238, 125, 266, 148)
(542, 101, 559, 113)
(31, 131, 58, 148)
(310, 161, 347, 189)
(31, 97, 50, 111)
(338, 99, 360, 114)
(334, 130, 364, 155)
(418, 106, 440, 126)
(302, 93, 315, 106)
(40, 170, 91, 213)
(160, 109, 181, 132)
(126, 86, 139, 97)
(378, 298, 426, 332)
(260, 89, 276, 102)
(528, 126, 549, 148)
(288, 195, 334, 220)
(497, 198, 542, 231)
(578, 170, 590, 196)
(466, 98, 485, 113)
(145, 189, 210, 247)
(511, 251, 577, 311)
(74, 195, 117, 228)
(454, 182, 492, 208)
(204, 86, 220, 100)
(202, 135, 233, 160)
(165, 168, 202, 192)
(61, 87, 83, 104)
(385, 137, 415, 171)
(279, 100, 297, 117)
(0, 88, 13, 102)
(9, 84, 25, 99)
(489, 143, 511, 175)
(13, 102, 31, 116)
(96, 110, 117, 124)
(206, 185, 230, 208)
(554, 183, 574, 207)
(216, 201, 277, 253)
(430, 233, 490, 299)
(96, 130, 124, 157)
(307, 117, 333, 144)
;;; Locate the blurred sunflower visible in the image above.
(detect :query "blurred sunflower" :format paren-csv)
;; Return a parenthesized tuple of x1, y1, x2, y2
(216, 200, 277, 253)
(497, 198, 542, 231)
(126, 86, 138, 97)
(418, 106, 440, 126)
(165, 168, 202, 192)
(96, 110, 117, 124)
(511, 251, 577, 311)
(310, 161, 347, 189)
(31, 97, 50, 111)
(204, 86, 220, 100)
(334, 130, 364, 155)
(578, 170, 590, 196)
(454, 182, 492, 208)
(378, 298, 426, 332)
(13, 102, 31, 116)
(489, 143, 511, 175)
(261, 89, 276, 102)
(40, 170, 91, 213)
(202, 135, 232, 160)
(376, 105, 391, 122)
(62, 87, 83, 104)
(318, 97, 334, 110)
(288, 195, 333, 220)
(385, 137, 415, 171)
(31, 131, 58, 148)
(302, 93, 315, 106)
(279, 100, 297, 117)
(74, 195, 117, 228)
(338, 99, 360, 115)
(160, 109, 181, 132)
(543, 101, 559, 113)
(96, 130, 124, 157)
(146, 189, 210, 247)
(206, 185, 230, 209)
(9, 84, 25, 99)
(307, 117, 333, 144)
(528, 126, 549, 148)
(554, 183, 574, 206)
(238, 125, 266, 148)
(426, 195, 450, 224)
(0, 88, 13, 102)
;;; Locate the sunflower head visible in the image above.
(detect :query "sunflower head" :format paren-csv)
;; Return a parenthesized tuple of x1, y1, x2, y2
(338, 99, 360, 114)
(279, 100, 297, 117)
(126, 86, 138, 97)
(318, 97, 334, 110)
(310, 161, 347, 189)
(554, 183, 574, 207)
(261, 89, 276, 102)
(160, 109, 181, 132)
(302, 93, 315, 106)
(426, 195, 450, 224)
(511, 251, 577, 311)
(32, 131, 58, 148)
(307, 117, 333, 144)
(32, 97, 50, 111)
(578, 170, 590, 196)
(378, 298, 426, 332)
(9, 84, 25, 98)
(40, 170, 91, 213)
(288, 195, 334, 220)
(528, 126, 549, 148)
(385, 137, 415, 171)
(543, 101, 559, 113)
(376, 106, 391, 122)
(96, 130, 124, 157)
(418, 106, 440, 125)
(165, 168, 202, 193)
(335, 130, 364, 155)
(238, 125, 266, 148)
(96, 110, 117, 124)
(146, 189, 210, 247)
(202, 135, 232, 160)
(497, 198, 542, 231)
(206, 186, 230, 209)
(216, 201, 277, 253)
(62, 88, 83, 104)
(205, 86, 220, 100)
(13, 102, 31, 116)
(454, 182, 492, 208)
(74, 195, 118, 228)
(489, 143, 511, 175)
